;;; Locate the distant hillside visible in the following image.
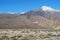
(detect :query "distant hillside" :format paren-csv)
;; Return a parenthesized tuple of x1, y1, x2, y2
(0, 6, 60, 29)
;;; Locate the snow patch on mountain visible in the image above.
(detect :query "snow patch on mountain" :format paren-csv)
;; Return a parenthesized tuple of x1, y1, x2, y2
(41, 6, 60, 12)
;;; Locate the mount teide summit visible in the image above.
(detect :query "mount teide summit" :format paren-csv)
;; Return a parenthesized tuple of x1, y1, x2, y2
(0, 6, 60, 29)
(24, 6, 60, 21)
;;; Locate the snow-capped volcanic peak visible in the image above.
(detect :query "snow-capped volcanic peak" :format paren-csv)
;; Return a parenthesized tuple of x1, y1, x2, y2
(41, 6, 55, 11)
(41, 6, 60, 12)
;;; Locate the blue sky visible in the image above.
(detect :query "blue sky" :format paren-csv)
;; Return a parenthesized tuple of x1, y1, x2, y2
(0, 0, 60, 13)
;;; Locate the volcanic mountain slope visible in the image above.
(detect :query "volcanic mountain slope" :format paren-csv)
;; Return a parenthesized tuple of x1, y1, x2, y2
(24, 6, 60, 21)
(0, 6, 60, 29)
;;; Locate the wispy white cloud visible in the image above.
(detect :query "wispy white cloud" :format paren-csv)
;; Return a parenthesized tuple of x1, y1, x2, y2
(8, 12, 15, 14)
